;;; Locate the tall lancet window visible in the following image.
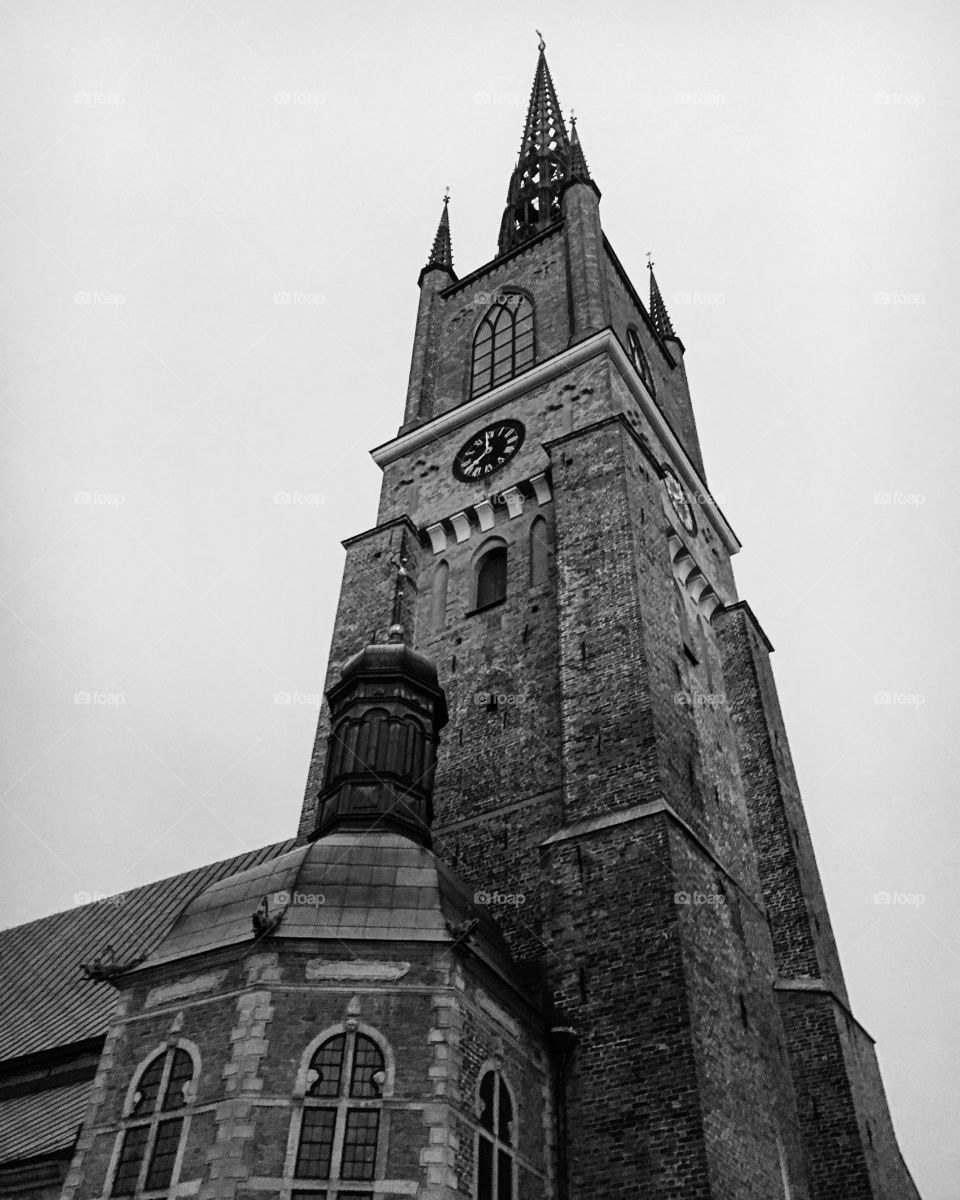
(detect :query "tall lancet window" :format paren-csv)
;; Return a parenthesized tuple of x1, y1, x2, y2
(111, 1046, 196, 1196)
(476, 1068, 515, 1200)
(294, 1028, 388, 1192)
(626, 327, 654, 396)
(471, 295, 535, 398)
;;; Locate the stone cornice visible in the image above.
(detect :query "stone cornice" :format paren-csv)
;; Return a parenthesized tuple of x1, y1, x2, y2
(370, 328, 740, 556)
(540, 797, 765, 917)
(774, 977, 876, 1045)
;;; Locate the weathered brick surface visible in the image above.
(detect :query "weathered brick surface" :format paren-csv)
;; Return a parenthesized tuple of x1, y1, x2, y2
(19, 55, 920, 1200)
(62, 943, 550, 1200)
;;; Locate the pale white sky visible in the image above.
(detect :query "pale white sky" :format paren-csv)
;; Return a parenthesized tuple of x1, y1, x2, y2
(1, 1, 956, 1193)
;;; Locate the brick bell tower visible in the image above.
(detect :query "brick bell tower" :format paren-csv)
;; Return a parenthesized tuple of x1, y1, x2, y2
(298, 38, 921, 1200)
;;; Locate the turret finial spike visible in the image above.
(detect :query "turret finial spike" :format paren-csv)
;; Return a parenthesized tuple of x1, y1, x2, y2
(423, 189, 454, 276)
(537, 29, 546, 51)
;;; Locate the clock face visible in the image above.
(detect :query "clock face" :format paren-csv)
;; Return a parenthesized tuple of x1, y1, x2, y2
(452, 419, 525, 482)
(662, 465, 697, 534)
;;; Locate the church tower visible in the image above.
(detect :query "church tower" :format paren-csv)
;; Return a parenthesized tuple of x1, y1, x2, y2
(295, 38, 921, 1200)
(48, 39, 922, 1200)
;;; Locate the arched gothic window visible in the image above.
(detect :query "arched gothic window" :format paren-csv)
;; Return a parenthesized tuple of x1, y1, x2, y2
(626, 328, 654, 396)
(471, 295, 535, 398)
(295, 1030, 387, 1189)
(476, 1068, 515, 1200)
(111, 1047, 195, 1196)
(475, 547, 507, 610)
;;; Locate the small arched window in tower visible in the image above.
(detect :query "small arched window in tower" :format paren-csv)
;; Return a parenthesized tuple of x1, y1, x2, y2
(529, 515, 549, 587)
(296, 1030, 387, 1186)
(626, 327, 654, 396)
(471, 294, 535, 398)
(476, 1068, 515, 1200)
(475, 546, 508, 611)
(111, 1047, 195, 1196)
(430, 560, 449, 630)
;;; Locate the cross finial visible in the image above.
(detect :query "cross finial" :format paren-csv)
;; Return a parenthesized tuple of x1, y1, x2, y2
(536, 29, 546, 52)
(570, 107, 576, 126)
(646, 251, 654, 270)
(443, 186, 450, 205)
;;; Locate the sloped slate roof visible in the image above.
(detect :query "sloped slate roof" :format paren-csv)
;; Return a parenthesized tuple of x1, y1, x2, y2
(0, 1080, 91, 1164)
(0, 840, 295, 1064)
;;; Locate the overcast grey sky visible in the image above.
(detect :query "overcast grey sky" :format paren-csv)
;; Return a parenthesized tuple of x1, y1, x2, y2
(0, 0, 956, 1193)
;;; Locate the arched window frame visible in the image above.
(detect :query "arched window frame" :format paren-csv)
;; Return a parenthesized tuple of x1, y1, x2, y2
(470, 293, 535, 399)
(287, 1023, 394, 1196)
(626, 327, 655, 396)
(109, 1041, 199, 1198)
(472, 540, 508, 612)
(474, 1063, 517, 1200)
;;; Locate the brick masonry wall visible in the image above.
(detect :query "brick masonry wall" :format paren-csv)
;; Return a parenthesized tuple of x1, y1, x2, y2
(291, 195, 920, 1198)
(714, 602, 845, 991)
(61, 942, 551, 1200)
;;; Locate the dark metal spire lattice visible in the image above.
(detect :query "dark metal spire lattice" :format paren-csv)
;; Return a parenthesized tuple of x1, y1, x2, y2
(648, 258, 678, 341)
(497, 42, 575, 255)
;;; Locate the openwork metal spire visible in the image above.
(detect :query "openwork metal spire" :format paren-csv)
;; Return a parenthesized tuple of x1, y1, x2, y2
(426, 189, 454, 272)
(497, 35, 575, 255)
(648, 256, 678, 341)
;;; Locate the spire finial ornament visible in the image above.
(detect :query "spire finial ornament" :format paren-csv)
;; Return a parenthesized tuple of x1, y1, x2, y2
(537, 29, 546, 52)
(389, 528, 410, 639)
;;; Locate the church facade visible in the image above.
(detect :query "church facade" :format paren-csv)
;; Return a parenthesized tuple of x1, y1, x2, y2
(0, 44, 921, 1200)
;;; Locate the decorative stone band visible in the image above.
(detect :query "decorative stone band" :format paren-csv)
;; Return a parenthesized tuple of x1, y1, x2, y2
(371, 327, 740, 556)
(668, 528, 724, 621)
(424, 471, 552, 555)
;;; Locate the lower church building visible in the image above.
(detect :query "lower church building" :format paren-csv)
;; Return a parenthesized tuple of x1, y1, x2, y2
(0, 41, 922, 1200)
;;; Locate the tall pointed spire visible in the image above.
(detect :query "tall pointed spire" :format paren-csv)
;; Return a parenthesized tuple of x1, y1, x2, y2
(497, 35, 575, 255)
(648, 256, 678, 342)
(568, 112, 592, 185)
(426, 189, 453, 273)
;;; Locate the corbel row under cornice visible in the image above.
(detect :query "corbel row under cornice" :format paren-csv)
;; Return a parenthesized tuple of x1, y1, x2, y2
(370, 328, 740, 557)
